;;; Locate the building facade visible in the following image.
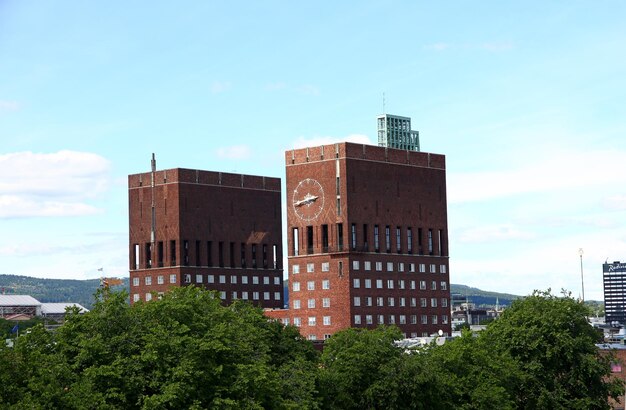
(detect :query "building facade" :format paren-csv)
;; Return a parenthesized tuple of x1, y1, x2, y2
(267, 141, 451, 340)
(128, 159, 284, 308)
(604, 261, 626, 326)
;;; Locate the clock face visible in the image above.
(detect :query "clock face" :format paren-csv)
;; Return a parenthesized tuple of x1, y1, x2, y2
(293, 178, 325, 221)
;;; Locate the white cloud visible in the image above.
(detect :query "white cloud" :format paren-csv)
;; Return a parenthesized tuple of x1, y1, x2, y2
(458, 223, 535, 243)
(210, 81, 231, 94)
(0, 100, 20, 112)
(292, 134, 373, 149)
(0, 151, 110, 218)
(216, 145, 252, 160)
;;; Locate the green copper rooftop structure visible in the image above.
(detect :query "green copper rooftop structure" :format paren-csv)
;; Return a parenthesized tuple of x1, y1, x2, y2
(377, 113, 420, 152)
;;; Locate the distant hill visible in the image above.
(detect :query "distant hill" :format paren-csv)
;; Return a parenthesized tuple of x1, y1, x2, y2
(0, 274, 128, 310)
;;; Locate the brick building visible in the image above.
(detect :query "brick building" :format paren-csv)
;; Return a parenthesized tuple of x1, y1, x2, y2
(266, 141, 451, 340)
(128, 156, 284, 307)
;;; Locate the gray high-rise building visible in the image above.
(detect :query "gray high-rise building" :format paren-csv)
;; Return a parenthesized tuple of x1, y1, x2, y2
(603, 261, 626, 326)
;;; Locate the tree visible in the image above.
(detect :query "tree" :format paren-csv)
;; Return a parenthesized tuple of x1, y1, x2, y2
(481, 289, 623, 409)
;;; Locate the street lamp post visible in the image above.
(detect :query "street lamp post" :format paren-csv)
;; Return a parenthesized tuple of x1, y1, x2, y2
(579, 248, 585, 303)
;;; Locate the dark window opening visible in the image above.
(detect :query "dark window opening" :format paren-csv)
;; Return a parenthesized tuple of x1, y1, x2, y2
(322, 224, 329, 253)
(307, 226, 314, 255)
(351, 223, 357, 251)
(218, 241, 224, 267)
(363, 224, 369, 252)
(241, 243, 246, 268)
(407, 228, 413, 254)
(374, 225, 380, 253)
(385, 225, 391, 253)
(170, 240, 176, 266)
(145, 243, 152, 269)
(157, 241, 164, 267)
(207, 241, 213, 267)
(183, 240, 189, 266)
(418, 228, 423, 255)
(195, 240, 201, 267)
(252, 244, 257, 268)
(230, 242, 235, 268)
(337, 223, 343, 251)
(428, 229, 433, 255)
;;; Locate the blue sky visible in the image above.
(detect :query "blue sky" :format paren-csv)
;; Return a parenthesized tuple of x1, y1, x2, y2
(1, 1, 625, 300)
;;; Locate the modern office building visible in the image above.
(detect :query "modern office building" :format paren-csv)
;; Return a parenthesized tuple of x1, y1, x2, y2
(604, 261, 626, 326)
(128, 156, 284, 308)
(266, 131, 451, 340)
(377, 113, 420, 151)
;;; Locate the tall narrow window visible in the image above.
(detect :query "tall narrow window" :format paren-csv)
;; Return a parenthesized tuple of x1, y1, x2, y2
(157, 241, 164, 267)
(363, 224, 368, 251)
(428, 229, 433, 255)
(133, 244, 139, 270)
(241, 243, 246, 268)
(145, 243, 152, 268)
(351, 223, 357, 251)
(170, 240, 176, 266)
(229, 242, 235, 268)
(307, 226, 314, 255)
(385, 226, 391, 253)
(322, 224, 329, 252)
(337, 223, 343, 251)
(418, 228, 423, 255)
(338, 261, 344, 277)
(438, 229, 444, 256)
(396, 227, 401, 253)
(336, 177, 340, 195)
(207, 241, 213, 266)
(183, 240, 189, 266)
(195, 240, 201, 267)
(272, 244, 278, 269)
(262, 244, 268, 269)
(336, 198, 341, 216)
(252, 244, 257, 268)
(407, 228, 413, 254)
(218, 241, 224, 267)
(293, 228, 299, 256)
(374, 225, 380, 252)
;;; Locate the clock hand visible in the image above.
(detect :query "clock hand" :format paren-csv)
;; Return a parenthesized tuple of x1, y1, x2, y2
(294, 193, 318, 207)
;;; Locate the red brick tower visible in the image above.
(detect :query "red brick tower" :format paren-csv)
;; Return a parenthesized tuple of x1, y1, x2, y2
(280, 142, 451, 340)
(128, 156, 283, 308)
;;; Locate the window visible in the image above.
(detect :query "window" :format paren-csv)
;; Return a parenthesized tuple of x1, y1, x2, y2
(441, 281, 447, 290)
(231, 276, 238, 284)
(366, 315, 373, 325)
(389, 315, 395, 324)
(411, 315, 418, 324)
(378, 314, 384, 324)
(253, 276, 259, 285)
(365, 279, 372, 288)
(410, 280, 416, 290)
(354, 315, 362, 325)
(146, 293, 152, 302)
(308, 317, 316, 326)
(132, 277, 139, 286)
(307, 281, 315, 290)
(353, 278, 360, 288)
(219, 275, 226, 284)
(385, 225, 391, 252)
(253, 292, 259, 300)
(431, 281, 437, 290)
(293, 264, 300, 274)
(430, 264, 436, 273)
(242, 276, 248, 284)
(420, 280, 426, 290)
(322, 298, 330, 307)
(375, 262, 383, 271)
(274, 276, 280, 285)
(365, 297, 372, 307)
(428, 229, 433, 254)
(442, 315, 449, 324)
(398, 262, 404, 272)
(399, 315, 406, 324)
(387, 279, 394, 289)
(409, 263, 416, 273)
(351, 223, 357, 250)
(421, 298, 427, 307)
(387, 262, 393, 272)
(364, 261, 371, 271)
(321, 262, 329, 272)
(388, 297, 395, 307)
(441, 265, 447, 274)
(352, 260, 360, 270)
(242, 291, 249, 300)
(293, 317, 301, 327)
(374, 225, 380, 252)
(184, 274, 190, 283)
(377, 296, 384, 307)
(322, 279, 330, 289)
(293, 228, 299, 256)
(407, 227, 413, 254)
(263, 276, 270, 285)
(307, 263, 315, 273)
(293, 282, 300, 292)
(398, 279, 405, 289)
(145, 276, 152, 286)
(442, 298, 448, 307)
(432, 315, 438, 325)
(421, 315, 428, 324)
(322, 224, 329, 252)
(170, 274, 176, 284)
(399, 297, 406, 307)
(419, 263, 426, 273)
(353, 296, 361, 307)
(431, 298, 438, 307)
(410, 298, 417, 307)
(274, 292, 281, 300)
(376, 279, 383, 289)
(396, 226, 401, 252)
(194, 274, 201, 284)
(363, 223, 368, 251)
(133, 294, 139, 302)
(208, 275, 215, 283)
(308, 299, 315, 308)
(232, 291, 238, 299)
(323, 316, 331, 326)
(293, 300, 301, 309)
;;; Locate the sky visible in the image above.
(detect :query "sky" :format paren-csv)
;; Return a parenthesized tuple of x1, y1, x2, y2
(1, 1, 625, 301)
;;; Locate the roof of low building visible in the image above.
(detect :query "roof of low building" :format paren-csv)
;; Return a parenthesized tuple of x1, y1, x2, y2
(0, 295, 41, 307)
(41, 303, 88, 315)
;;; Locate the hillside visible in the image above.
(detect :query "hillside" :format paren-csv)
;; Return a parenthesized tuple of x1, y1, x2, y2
(0, 274, 525, 310)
